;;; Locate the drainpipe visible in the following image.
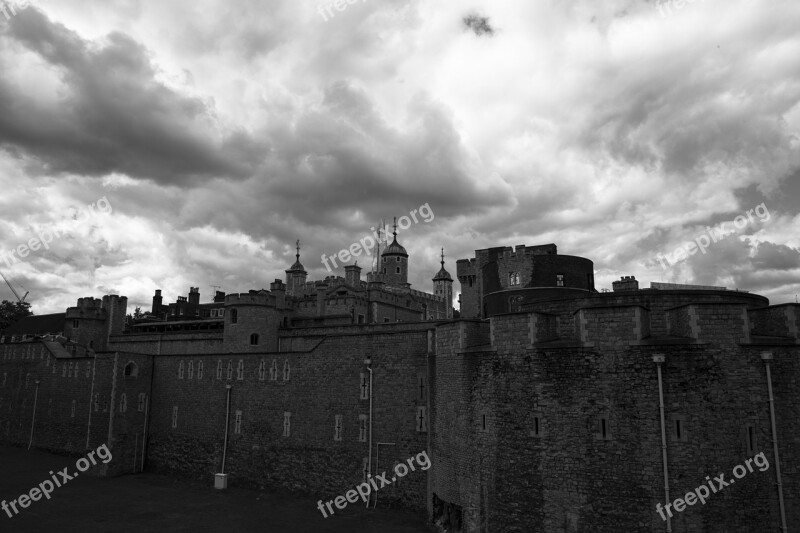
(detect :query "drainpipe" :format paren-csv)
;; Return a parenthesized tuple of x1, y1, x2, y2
(365, 355, 373, 508)
(653, 354, 671, 533)
(86, 352, 98, 449)
(28, 380, 40, 450)
(761, 351, 788, 532)
(141, 336, 161, 472)
(221, 384, 232, 474)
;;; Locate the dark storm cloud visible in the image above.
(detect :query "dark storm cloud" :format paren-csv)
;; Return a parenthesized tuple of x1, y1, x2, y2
(0, 8, 265, 185)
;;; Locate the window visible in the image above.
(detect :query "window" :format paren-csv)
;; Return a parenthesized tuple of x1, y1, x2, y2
(211, 309, 217, 317)
(396, 267, 400, 274)
(237, 360, 244, 381)
(358, 314, 365, 324)
(594, 415, 612, 441)
(396, 257, 400, 262)
(227, 360, 233, 380)
(509, 272, 520, 286)
(137, 393, 146, 412)
(416, 406, 427, 432)
(172, 406, 178, 429)
(359, 415, 368, 442)
(119, 393, 127, 413)
(187, 361, 194, 380)
(360, 373, 369, 400)
(384, 318, 390, 322)
(270, 360, 278, 381)
(85, 361, 91, 378)
(670, 415, 688, 443)
(283, 360, 290, 381)
(230, 309, 238, 324)
(556, 274, 564, 287)
(334, 415, 343, 441)
(178, 361, 184, 379)
(509, 295, 523, 312)
(216, 360, 223, 380)
(482, 413, 487, 431)
(283, 412, 291, 437)
(73, 319, 79, 328)
(531, 412, 544, 438)
(234, 410, 242, 434)
(362, 458, 369, 481)
(68, 362, 73, 377)
(745, 423, 757, 455)
(71, 400, 76, 418)
(25, 373, 30, 389)
(417, 374, 426, 400)
(94, 394, 99, 412)
(259, 360, 266, 381)
(250, 333, 259, 346)
(197, 360, 203, 380)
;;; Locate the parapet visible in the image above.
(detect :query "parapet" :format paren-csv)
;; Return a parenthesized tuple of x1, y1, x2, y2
(666, 303, 750, 344)
(574, 305, 650, 347)
(224, 292, 272, 306)
(748, 304, 800, 343)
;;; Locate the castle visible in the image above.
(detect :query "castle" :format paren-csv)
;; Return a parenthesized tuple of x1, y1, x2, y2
(1, 240, 798, 532)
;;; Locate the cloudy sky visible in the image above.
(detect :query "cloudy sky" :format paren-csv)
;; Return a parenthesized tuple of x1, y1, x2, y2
(0, 0, 798, 315)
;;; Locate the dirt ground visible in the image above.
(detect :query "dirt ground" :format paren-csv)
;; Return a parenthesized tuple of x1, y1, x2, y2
(0, 445, 433, 533)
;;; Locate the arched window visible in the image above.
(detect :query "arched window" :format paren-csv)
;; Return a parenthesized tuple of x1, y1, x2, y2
(250, 333, 259, 346)
(124, 362, 138, 377)
(230, 309, 238, 324)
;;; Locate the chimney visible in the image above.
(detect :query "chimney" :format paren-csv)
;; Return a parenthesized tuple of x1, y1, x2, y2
(316, 282, 328, 317)
(270, 279, 286, 309)
(612, 275, 639, 292)
(345, 264, 362, 287)
(152, 289, 163, 315)
(189, 287, 200, 305)
(214, 290, 226, 303)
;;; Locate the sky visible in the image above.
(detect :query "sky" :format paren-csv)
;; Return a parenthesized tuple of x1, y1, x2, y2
(0, 0, 798, 315)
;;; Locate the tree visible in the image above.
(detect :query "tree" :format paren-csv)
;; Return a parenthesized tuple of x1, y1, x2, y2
(0, 300, 33, 332)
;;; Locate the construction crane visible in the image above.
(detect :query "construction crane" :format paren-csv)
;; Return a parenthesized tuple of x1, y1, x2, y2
(0, 270, 28, 304)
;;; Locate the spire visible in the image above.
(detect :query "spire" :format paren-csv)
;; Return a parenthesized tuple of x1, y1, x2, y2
(393, 217, 397, 238)
(433, 247, 452, 282)
(287, 239, 306, 273)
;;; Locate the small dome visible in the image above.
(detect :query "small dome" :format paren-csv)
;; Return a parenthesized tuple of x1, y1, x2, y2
(433, 266, 452, 282)
(382, 235, 408, 257)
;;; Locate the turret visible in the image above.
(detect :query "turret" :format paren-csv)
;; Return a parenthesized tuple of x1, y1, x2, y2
(285, 240, 308, 296)
(433, 248, 454, 319)
(380, 218, 409, 288)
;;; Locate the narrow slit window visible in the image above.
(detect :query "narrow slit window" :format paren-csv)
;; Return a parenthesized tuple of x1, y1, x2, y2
(234, 410, 242, 434)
